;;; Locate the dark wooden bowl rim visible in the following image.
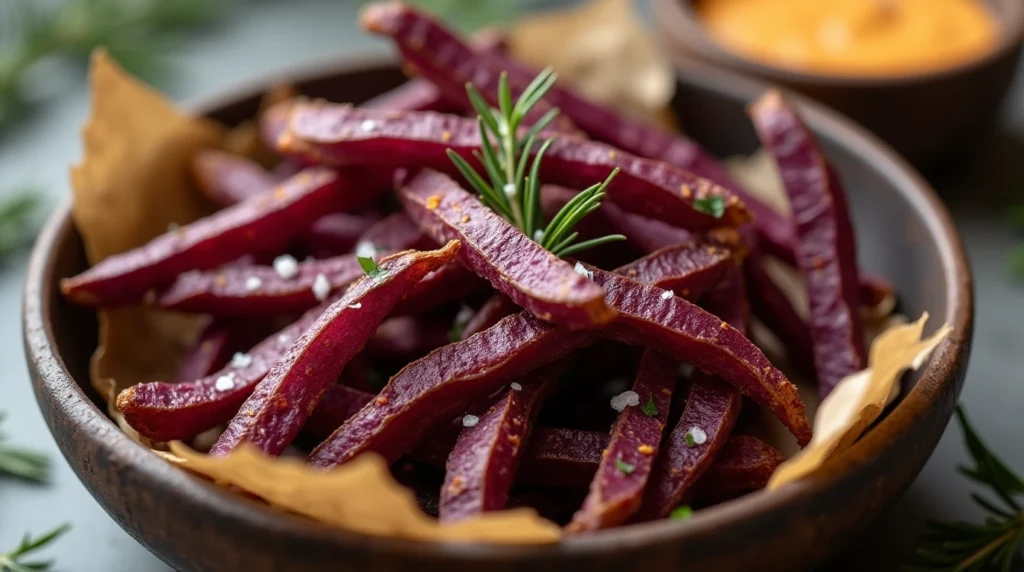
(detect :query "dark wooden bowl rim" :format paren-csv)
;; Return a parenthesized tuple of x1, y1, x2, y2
(652, 0, 1024, 87)
(23, 54, 973, 561)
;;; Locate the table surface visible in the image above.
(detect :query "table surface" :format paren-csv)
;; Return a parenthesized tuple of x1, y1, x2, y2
(1, 1, 1022, 570)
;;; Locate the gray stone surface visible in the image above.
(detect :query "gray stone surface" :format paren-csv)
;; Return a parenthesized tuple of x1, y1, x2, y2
(0, 1, 1020, 570)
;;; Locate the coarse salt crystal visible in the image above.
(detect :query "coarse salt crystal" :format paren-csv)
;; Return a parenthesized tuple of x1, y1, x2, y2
(510, 382, 522, 391)
(244, 276, 263, 291)
(277, 334, 291, 344)
(533, 229, 545, 242)
(273, 255, 299, 279)
(355, 241, 377, 258)
(214, 373, 236, 391)
(573, 261, 593, 280)
(348, 302, 362, 309)
(610, 390, 640, 412)
(687, 426, 708, 445)
(462, 414, 480, 427)
(360, 119, 377, 132)
(503, 183, 516, 198)
(312, 273, 330, 301)
(661, 290, 674, 300)
(231, 352, 252, 368)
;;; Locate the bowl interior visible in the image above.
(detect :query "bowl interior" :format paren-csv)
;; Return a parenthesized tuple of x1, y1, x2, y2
(32, 58, 969, 570)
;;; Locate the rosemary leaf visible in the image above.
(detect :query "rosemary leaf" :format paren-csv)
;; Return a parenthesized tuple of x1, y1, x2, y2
(0, 412, 50, 483)
(0, 523, 70, 572)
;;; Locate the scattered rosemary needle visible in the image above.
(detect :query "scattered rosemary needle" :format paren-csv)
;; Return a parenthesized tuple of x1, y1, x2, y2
(0, 412, 51, 483)
(908, 406, 1024, 571)
(447, 67, 626, 257)
(0, 524, 70, 572)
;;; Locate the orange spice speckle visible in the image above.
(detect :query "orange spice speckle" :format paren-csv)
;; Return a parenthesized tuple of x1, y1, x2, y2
(601, 448, 609, 459)
(680, 185, 692, 199)
(376, 396, 389, 405)
(276, 397, 289, 410)
(215, 275, 227, 287)
(441, 130, 452, 142)
(608, 150, 617, 159)
(638, 444, 655, 455)
(661, 388, 673, 396)
(426, 195, 442, 210)
(461, 215, 470, 223)
(507, 435, 521, 446)
(447, 475, 466, 495)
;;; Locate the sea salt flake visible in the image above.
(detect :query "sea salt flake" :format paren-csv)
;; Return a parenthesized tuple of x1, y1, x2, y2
(360, 119, 377, 132)
(355, 241, 377, 258)
(273, 254, 299, 279)
(348, 302, 362, 309)
(660, 290, 674, 300)
(231, 352, 252, 368)
(573, 261, 593, 280)
(214, 373, 236, 391)
(687, 426, 708, 446)
(277, 334, 291, 344)
(455, 305, 474, 324)
(462, 414, 480, 427)
(244, 276, 263, 291)
(503, 183, 516, 198)
(610, 390, 640, 412)
(312, 273, 331, 301)
(533, 229, 545, 242)
(510, 382, 523, 391)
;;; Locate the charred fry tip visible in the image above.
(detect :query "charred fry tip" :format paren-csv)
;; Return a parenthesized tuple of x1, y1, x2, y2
(115, 386, 135, 410)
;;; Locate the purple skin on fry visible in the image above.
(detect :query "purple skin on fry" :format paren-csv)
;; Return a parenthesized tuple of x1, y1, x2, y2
(306, 312, 594, 468)
(117, 296, 339, 442)
(568, 349, 678, 532)
(61, 168, 345, 307)
(692, 434, 786, 504)
(193, 150, 279, 207)
(586, 264, 812, 446)
(279, 103, 749, 230)
(301, 383, 782, 495)
(615, 242, 735, 299)
(399, 169, 615, 329)
(439, 363, 563, 522)
(156, 254, 375, 317)
(750, 91, 866, 398)
(211, 242, 460, 457)
(361, 79, 460, 113)
(461, 294, 517, 340)
(360, 3, 577, 133)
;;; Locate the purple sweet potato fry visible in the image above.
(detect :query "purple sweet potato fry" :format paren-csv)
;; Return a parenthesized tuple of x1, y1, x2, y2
(307, 312, 593, 468)
(280, 103, 749, 230)
(615, 242, 736, 300)
(587, 265, 811, 445)
(390, 262, 487, 316)
(365, 314, 453, 361)
(439, 363, 562, 522)
(61, 168, 346, 307)
(193, 149, 279, 207)
(399, 169, 615, 328)
(299, 212, 379, 256)
(360, 3, 577, 133)
(118, 296, 339, 442)
(602, 200, 694, 253)
(568, 349, 678, 531)
(692, 435, 785, 504)
(461, 294, 517, 340)
(156, 254, 373, 317)
(517, 428, 608, 488)
(361, 79, 458, 113)
(211, 242, 460, 456)
(303, 384, 376, 439)
(749, 91, 866, 398)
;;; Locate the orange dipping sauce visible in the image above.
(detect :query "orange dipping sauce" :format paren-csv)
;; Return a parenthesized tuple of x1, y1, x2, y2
(697, 0, 1000, 76)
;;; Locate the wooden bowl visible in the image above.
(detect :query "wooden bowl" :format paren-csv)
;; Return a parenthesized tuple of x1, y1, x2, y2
(651, 0, 1024, 169)
(23, 56, 973, 572)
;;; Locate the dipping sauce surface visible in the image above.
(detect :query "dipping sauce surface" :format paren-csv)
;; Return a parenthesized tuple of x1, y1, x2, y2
(697, 0, 1000, 76)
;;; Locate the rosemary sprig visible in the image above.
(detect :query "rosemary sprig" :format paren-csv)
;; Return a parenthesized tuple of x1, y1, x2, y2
(0, 0, 228, 127)
(0, 413, 50, 483)
(0, 524, 70, 572)
(908, 406, 1024, 571)
(447, 68, 625, 258)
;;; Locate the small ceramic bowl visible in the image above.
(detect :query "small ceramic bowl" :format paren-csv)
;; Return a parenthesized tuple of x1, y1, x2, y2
(651, 0, 1024, 168)
(24, 55, 972, 572)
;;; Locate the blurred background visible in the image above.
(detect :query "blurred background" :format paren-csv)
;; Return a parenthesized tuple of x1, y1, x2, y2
(0, 0, 1022, 570)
